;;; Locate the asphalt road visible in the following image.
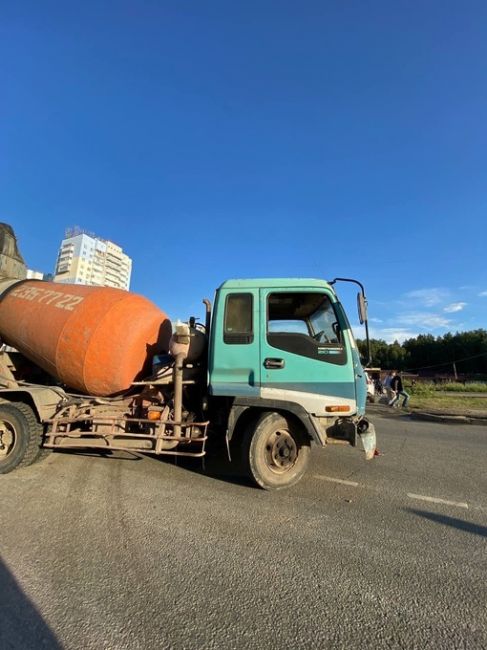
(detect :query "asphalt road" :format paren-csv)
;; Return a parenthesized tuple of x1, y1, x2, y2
(1, 414, 486, 650)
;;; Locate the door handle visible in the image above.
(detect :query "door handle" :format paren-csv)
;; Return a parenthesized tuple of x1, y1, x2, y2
(264, 358, 285, 369)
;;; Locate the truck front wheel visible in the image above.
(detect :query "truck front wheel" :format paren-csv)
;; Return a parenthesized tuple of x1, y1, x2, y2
(243, 412, 310, 490)
(0, 402, 43, 474)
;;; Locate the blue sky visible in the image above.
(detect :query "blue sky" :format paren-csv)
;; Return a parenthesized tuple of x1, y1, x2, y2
(1, 1, 487, 342)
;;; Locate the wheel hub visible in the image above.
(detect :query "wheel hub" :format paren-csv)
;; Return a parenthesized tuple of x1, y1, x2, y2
(264, 429, 298, 473)
(0, 420, 16, 458)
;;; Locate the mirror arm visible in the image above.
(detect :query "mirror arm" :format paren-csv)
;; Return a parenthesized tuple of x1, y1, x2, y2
(329, 277, 372, 367)
(362, 313, 372, 367)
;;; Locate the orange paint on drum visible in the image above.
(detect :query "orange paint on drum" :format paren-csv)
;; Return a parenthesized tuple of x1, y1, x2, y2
(0, 280, 172, 396)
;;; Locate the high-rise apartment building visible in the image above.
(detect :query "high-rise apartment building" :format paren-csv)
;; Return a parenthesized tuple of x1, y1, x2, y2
(54, 228, 132, 290)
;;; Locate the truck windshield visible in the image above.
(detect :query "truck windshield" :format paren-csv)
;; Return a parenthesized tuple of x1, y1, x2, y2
(268, 293, 341, 345)
(333, 300, 360, 350)
(308, 298, 340, 344)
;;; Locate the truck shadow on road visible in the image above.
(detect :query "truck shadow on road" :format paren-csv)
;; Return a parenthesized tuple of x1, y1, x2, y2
(49, 448, 255, 487)
(153, 453, 259, 489)
(0, 557, 62, 649)
(52, 448, 142, 461)
(406, 508, 487, 537)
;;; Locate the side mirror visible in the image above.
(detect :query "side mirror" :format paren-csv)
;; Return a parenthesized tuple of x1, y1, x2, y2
(357, 292, 368, 325)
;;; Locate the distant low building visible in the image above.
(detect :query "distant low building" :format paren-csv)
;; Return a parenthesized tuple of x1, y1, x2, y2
(54, 227, 132, 290)
(26, 269, 45, 280)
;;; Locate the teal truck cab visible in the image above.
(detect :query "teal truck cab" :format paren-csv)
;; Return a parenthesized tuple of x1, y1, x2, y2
(0, 276, 376, 489)
(206, 277, 376, 488)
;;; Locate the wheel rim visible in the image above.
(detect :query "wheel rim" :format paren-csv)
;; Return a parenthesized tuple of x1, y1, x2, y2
(264, 428, 298, 474)
(0, 419, 17, 460)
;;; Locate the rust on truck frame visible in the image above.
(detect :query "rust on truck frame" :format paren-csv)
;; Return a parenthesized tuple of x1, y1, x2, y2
(0, 336, 209, 459)
(43, 415, 209, 457)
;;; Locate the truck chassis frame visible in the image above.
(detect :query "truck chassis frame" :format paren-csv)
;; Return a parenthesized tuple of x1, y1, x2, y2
(43, 415, 210, 458)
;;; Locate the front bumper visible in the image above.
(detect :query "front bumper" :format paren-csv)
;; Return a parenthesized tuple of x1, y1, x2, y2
(325, 416, 377, 460)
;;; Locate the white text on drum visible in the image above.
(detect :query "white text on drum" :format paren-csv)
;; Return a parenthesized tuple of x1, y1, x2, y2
(10, 285, 85, 311)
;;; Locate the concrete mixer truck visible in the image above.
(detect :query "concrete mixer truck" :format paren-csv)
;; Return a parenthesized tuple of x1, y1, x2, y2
(0, 275, 377, 489)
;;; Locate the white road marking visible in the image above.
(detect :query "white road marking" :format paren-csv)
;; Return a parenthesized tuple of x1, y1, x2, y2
(407, 493, 468, 509)
(314, 475, 359, 487)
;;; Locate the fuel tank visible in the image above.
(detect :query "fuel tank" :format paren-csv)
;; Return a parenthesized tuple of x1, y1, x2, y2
(0, 279, 172, 396)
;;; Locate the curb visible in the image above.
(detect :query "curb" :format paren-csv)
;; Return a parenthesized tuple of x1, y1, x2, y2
(367, 404, 487, 425)
(408, 412, 487, 425)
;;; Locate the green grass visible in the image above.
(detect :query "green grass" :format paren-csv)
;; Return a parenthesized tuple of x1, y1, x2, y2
(439, 382, 487, 393)
(404, 381, 487, 396)
(408, 394, 487, 412)
(402, 380, 487, 412)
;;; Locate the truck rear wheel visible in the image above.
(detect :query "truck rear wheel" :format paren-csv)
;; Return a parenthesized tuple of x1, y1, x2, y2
(242, 412, 310, 490)
(0, 402, 43, 474)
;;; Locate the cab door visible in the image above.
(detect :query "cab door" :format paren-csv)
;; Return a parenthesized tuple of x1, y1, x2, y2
(259, 288, 356, 416)
(209, 288, 260, 397)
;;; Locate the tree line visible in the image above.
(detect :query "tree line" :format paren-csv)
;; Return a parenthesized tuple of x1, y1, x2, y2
(356, 329, 487, 376)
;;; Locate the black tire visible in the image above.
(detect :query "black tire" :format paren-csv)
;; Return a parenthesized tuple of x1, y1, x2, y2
(0, 402, 43, 474)
(242, 412, 310, 490)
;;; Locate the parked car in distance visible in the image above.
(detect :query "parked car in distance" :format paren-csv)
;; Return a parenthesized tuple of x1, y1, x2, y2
(365, 369, 383, 403)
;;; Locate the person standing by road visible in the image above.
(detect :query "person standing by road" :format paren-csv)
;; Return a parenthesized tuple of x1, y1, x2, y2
(389, 371, 410, 408)
(383, 371, 395, 402)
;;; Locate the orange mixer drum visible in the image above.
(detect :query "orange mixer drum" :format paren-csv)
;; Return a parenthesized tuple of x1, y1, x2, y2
(0, 280, 172, 396)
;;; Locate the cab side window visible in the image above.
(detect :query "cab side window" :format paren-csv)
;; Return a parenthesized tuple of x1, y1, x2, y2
(267, 292, 346, 365)
(224, 293, 253, 344)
